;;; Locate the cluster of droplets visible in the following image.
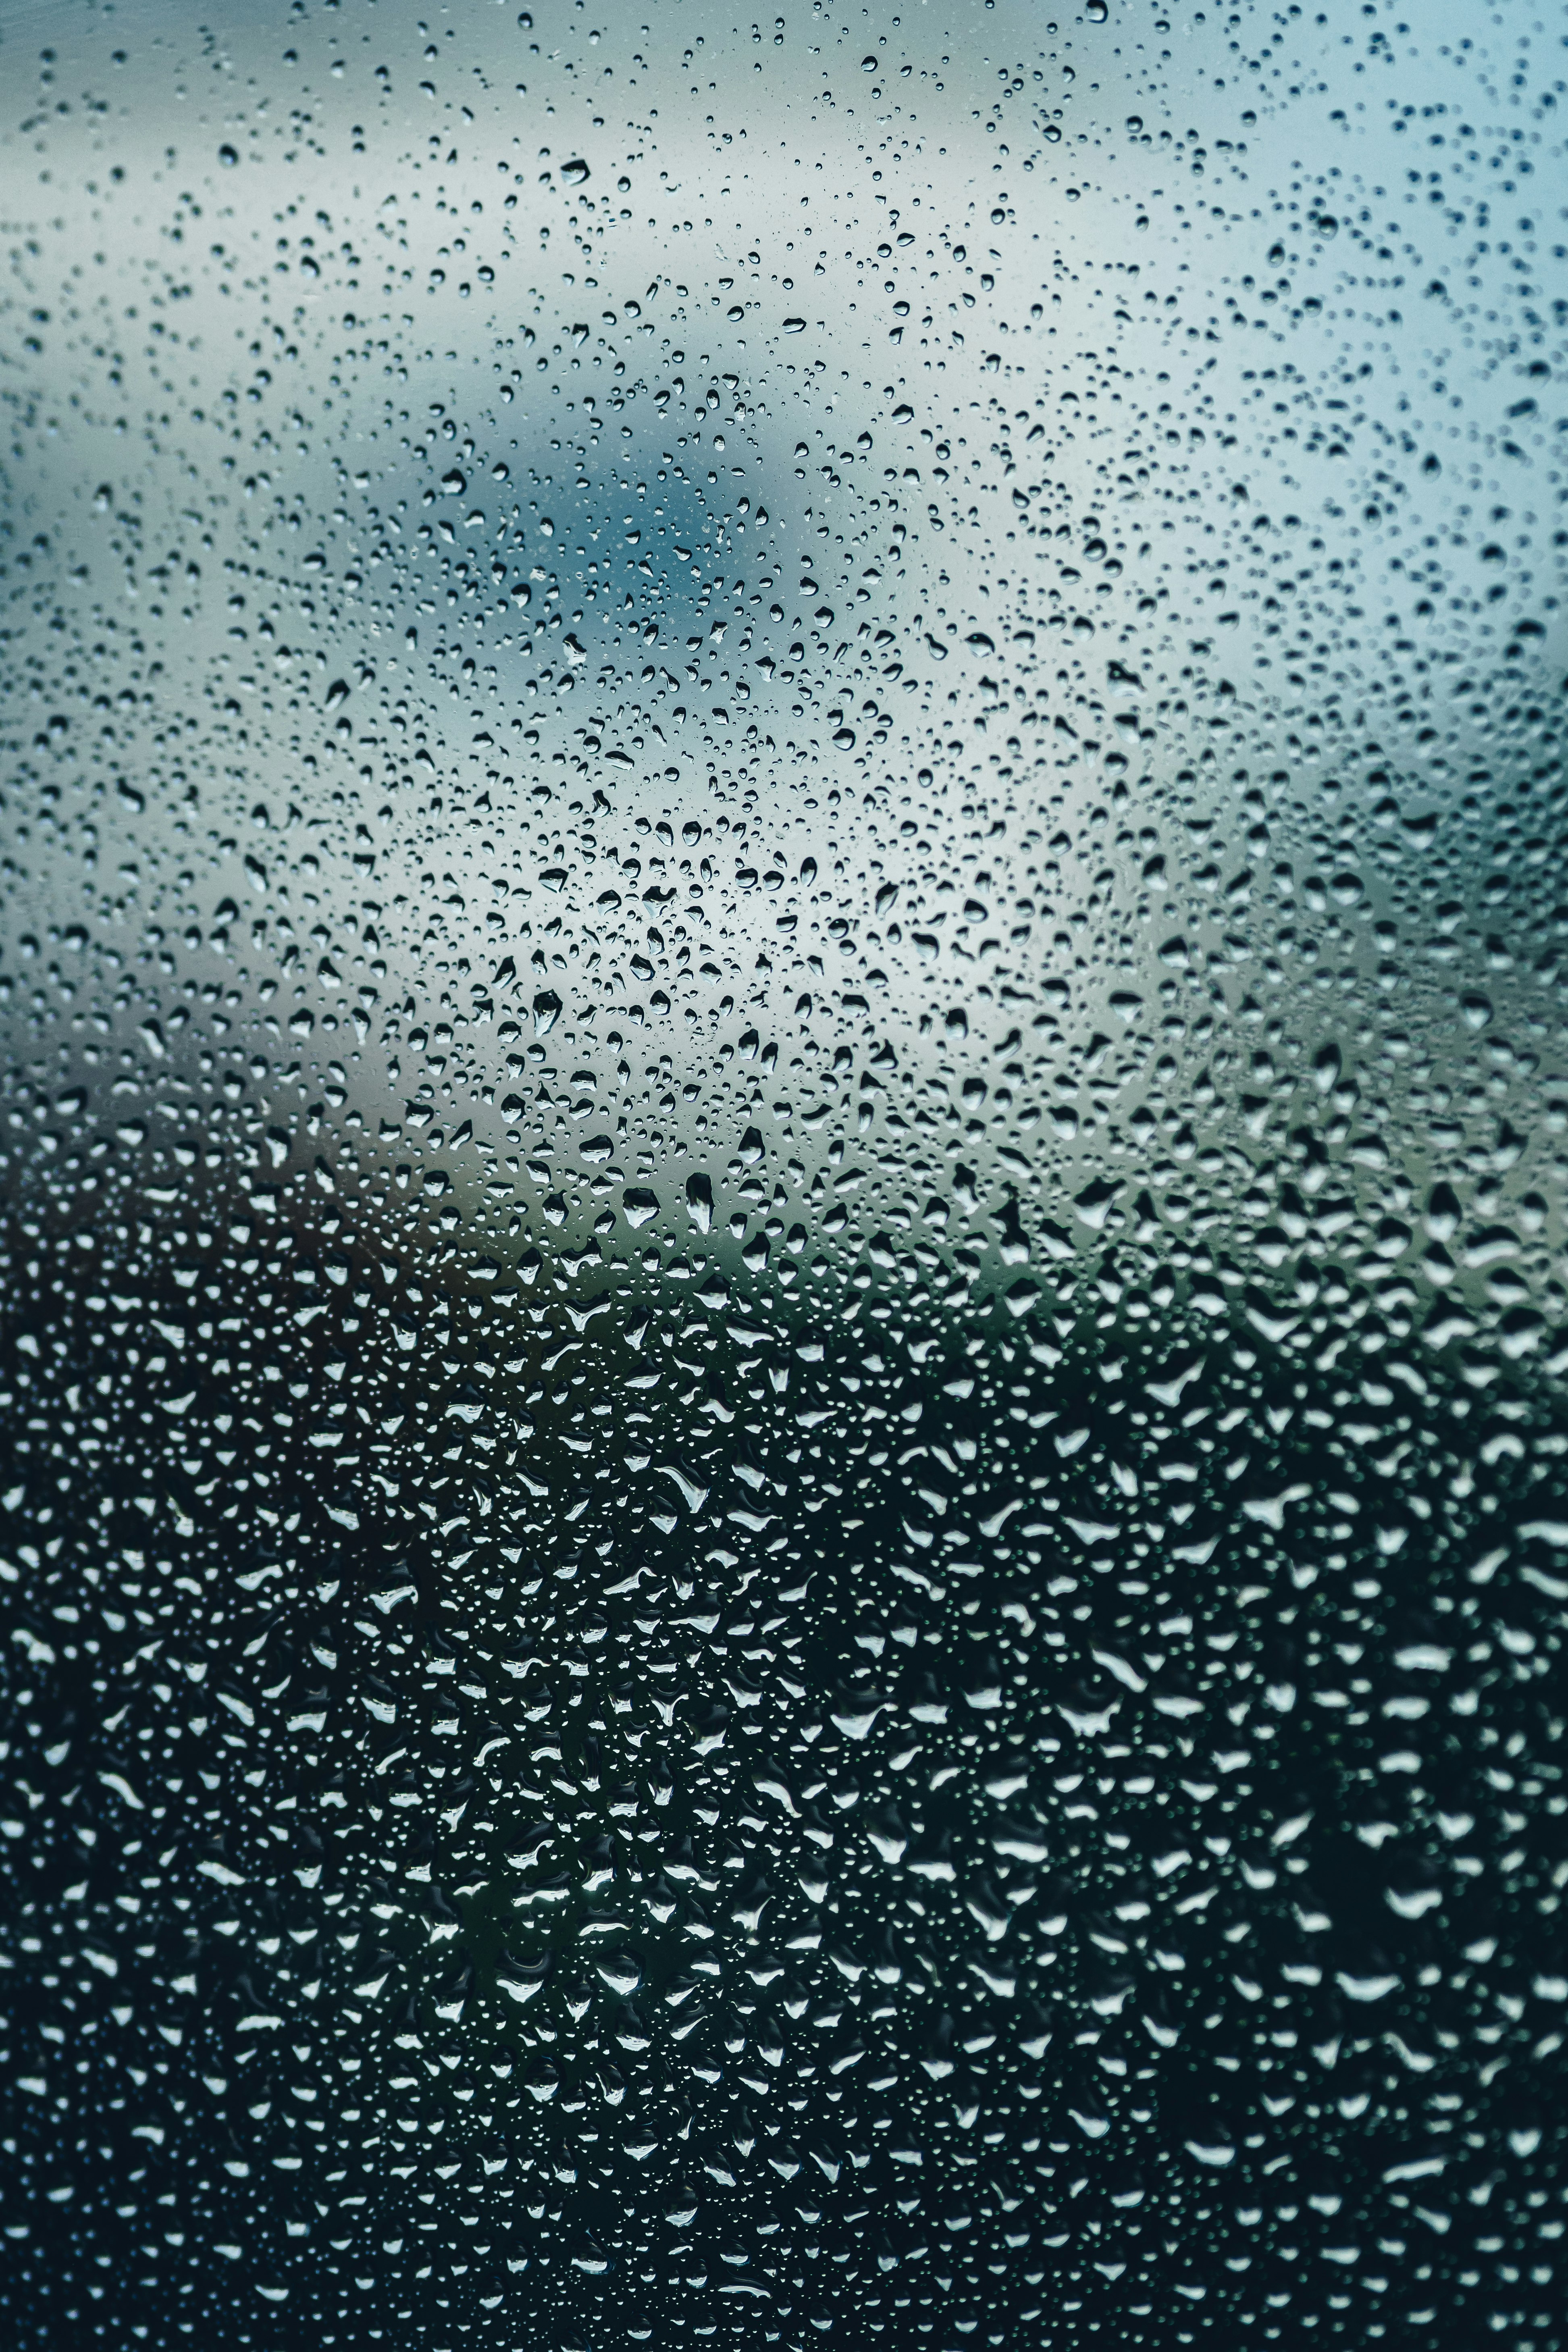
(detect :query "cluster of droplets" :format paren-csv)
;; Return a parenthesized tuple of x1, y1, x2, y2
(4, 0, 1568, 2344)
(2, 1090, 1566, 2346)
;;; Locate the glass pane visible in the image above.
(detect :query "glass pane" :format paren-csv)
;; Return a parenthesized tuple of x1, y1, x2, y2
(3, 0, 1564, 2343)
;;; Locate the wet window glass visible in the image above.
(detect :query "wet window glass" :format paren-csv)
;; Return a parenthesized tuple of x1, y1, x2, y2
(2, 1, 1565, 2344)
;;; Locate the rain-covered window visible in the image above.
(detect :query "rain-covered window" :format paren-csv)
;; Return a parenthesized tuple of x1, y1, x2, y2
(2, 1, 1565, 2344)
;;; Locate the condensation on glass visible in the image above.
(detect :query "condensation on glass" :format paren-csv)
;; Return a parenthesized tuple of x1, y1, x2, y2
(1, 1, 1564, 2345)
